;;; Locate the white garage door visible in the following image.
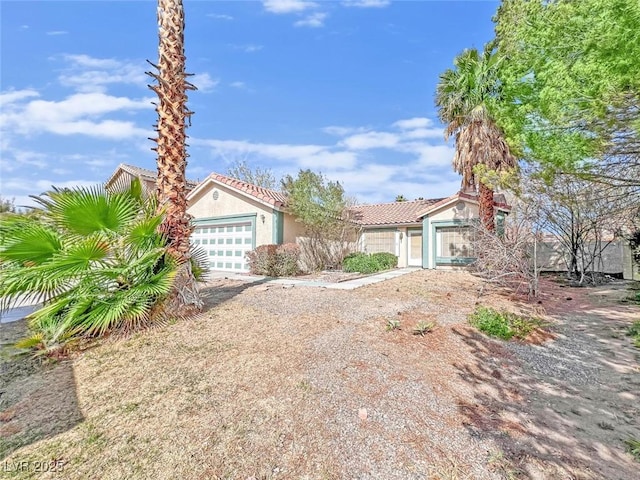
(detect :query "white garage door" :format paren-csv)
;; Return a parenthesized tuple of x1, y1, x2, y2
(192, 223, 253, 272)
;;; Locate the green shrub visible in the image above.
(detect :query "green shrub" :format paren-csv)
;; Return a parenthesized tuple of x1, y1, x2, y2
(469, 307, 514, 340)
(371, 252, 398, 270)
(343, 252, 398, 274)
(469, 307, 545, 341)
(245, 243, 300, 277)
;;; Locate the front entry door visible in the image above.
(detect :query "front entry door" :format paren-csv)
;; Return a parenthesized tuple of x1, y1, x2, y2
(408, 231, 422, 266)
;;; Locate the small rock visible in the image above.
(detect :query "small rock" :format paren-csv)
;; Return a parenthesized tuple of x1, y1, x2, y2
(358, 408, 368, 421)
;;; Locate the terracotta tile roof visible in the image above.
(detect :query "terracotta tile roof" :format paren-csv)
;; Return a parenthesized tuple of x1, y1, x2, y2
(106, 163, 198, 190)
(417, 191, 511, 217)
(205, 173, 288, 209)
(349, 198, 445, 226)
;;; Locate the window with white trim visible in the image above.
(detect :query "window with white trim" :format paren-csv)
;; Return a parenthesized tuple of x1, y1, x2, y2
(436, 226, 474, 259)
(363, 230, 398, 255)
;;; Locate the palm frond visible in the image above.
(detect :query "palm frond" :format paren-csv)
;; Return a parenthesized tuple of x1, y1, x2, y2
(39, 185, 138, 236)
(0, 221, 62, 265)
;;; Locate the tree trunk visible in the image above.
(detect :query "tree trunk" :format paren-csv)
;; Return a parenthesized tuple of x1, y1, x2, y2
(150, 0, 202, 312)
(478, 182, 495, 232)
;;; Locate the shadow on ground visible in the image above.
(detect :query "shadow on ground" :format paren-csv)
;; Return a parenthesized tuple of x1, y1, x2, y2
(451, 287, 640, 479)
(199, 278, 269, 310)
(0, 320, 84, 460)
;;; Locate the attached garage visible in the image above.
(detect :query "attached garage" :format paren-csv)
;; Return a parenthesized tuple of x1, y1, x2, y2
(192, 217, 256, 272)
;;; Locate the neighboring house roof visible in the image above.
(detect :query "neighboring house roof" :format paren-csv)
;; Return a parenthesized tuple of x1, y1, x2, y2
(416, 191, 512, 218)
(351, 191, 512, 227)
(188, 172, 288, 210)
(105, 163, 198, 191)
(349, 198, 445, 226)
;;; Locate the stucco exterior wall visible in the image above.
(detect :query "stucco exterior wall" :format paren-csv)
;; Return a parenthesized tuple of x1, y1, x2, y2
(282, 213, 307, 244)
(187, 183, 275, 247)
(398, 227, 408, 268)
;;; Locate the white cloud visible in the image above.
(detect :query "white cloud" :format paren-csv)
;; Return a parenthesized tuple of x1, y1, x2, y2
(230, 81, 247, 89)
(1, 92, 153, 139)
(340, 131, 399, 150)
(230, 44, 264, 53)
(57, 54, 147, 93)
(393, 117, 433, 130)
(46, 30, 68, 35)
(0, 89, 40, 107)
(192, 73, 219, 92)
(294, 12, 327, 28)
(61, 54, 121, 69)
(263, 0, 317, 14)
(397, 143, 454, 167)
(342, 0, 391, 8)
(189, 115, 457, 203)
(401, 127, 443, 140)
(207, 13, 234, 20)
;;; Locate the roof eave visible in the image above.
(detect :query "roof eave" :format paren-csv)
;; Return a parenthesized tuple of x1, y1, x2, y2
(187, 175, 285, 211)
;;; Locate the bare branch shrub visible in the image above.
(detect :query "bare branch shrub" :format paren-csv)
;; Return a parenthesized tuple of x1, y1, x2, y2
(471, 200, 541, 298)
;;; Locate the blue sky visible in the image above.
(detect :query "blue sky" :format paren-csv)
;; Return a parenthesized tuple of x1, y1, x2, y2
(1, 0, 499, 208)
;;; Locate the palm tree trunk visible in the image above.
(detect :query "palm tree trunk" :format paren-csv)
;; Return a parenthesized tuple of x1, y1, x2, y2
(478, 182, 495, 232)
(149, 0, 202, 312)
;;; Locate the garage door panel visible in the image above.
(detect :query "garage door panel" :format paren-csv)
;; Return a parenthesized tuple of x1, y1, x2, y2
(192, 222, 253, 272)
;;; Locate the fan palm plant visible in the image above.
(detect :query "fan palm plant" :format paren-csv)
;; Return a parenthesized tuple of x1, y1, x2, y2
(0, 180, 177, 353)
(435, 46, 516, 231)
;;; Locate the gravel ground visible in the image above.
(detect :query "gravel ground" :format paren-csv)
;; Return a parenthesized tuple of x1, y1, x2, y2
(1, 271, 638, 479)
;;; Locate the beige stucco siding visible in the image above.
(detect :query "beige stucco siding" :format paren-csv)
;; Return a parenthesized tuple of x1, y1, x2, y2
(282, 213, 306, 244)
(187, 183, 275, 247)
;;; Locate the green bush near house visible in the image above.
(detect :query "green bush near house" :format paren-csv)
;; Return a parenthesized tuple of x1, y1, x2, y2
(371, 252, 398, 270)
(245, 243, 301, 277)
(469, 306, 545, 341)
(342, 252, 398, 274)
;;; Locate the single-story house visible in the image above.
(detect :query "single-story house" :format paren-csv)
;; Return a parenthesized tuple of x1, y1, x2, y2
(106, 164, 510, 272)
(351, 193, 510, 269)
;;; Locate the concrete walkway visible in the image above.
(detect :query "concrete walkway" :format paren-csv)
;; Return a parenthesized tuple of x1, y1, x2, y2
(206, 267, 419, 290)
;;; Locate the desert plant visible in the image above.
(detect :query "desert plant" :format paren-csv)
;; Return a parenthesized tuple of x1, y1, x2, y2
(626, 321, 640, 349)
(385, 318, 401, 331)
(625, 438, 640, 462)
(413, 320, 436, 336)
(273, 243, 301, 277)
(245, 243, 300, 277)
(0, 181, 187, 353)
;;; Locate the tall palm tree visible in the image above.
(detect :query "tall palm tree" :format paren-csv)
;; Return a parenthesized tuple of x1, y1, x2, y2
(435, 47, 516, 231)
(148, 0, 202, 310)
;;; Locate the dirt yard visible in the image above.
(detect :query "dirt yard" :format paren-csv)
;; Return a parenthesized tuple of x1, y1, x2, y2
(1, 270, 638, 479)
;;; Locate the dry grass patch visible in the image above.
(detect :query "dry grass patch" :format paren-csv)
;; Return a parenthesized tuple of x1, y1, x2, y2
(4, 270, 636, 479)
